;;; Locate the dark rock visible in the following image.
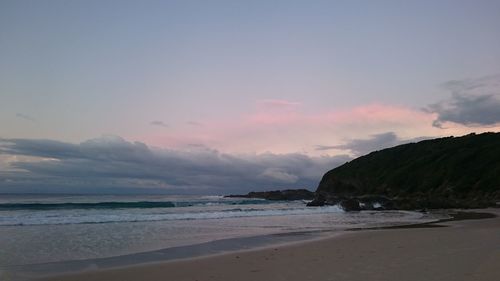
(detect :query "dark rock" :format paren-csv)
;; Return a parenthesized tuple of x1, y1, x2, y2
(306, 193, 397, 211)
(225, 189, 315, 201)
(306, 198, 325, 206)
(359, 195, 395, 210)
(339, 198, 361, 211)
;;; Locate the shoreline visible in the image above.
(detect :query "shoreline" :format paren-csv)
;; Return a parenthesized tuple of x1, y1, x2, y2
(27, 208, 499, 281)
(3, 209, 442, 280)
(347, 210, 496, 231)
(5, 228, 337, 281)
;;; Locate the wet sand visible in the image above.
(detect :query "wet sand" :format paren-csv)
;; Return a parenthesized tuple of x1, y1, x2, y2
(39, 209, 500, 281)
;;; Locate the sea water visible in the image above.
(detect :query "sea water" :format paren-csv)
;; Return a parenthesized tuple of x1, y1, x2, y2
(0, 194, 443, 278)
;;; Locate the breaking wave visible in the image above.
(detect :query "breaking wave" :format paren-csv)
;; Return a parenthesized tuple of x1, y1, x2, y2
(0, 199, 271, 211)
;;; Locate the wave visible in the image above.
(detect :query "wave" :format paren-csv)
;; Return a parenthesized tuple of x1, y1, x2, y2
(0, 199, 272, 211)
(0, 201, 176, 210)
(0, 206, 344, 226)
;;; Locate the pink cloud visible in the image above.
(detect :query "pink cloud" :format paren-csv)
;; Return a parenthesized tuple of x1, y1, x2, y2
(245, 103, 433, 129)
(321, 103, 435, 125)
(247, 99, 302, 125)
(256, 99, 301, 108)
(140, 102, 497, 156)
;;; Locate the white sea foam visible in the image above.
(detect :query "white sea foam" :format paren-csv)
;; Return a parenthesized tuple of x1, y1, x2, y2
(0, 205, 343, 226)
(0, 195, 442, 269)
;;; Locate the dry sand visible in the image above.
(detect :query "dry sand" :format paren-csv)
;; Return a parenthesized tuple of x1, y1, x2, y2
(39, 210, 500, 281)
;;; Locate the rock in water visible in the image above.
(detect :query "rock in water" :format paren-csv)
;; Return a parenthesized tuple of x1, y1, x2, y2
(339, 198, 361, 211)
(225, 189, 315, 201)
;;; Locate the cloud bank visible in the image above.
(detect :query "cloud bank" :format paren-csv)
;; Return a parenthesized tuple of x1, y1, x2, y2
(0, 136, 350, 194)
(150, 121, 169, 128)
(427, 75, 500, 128)
(16, 113, 36, 122)
(316, 132, 429, 156)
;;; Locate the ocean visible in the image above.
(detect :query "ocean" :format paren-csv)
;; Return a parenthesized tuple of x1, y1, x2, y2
(0, 194, 444, 280)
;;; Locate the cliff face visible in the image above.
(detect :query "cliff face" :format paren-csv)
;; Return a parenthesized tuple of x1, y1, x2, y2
(311, 133, 500, 210)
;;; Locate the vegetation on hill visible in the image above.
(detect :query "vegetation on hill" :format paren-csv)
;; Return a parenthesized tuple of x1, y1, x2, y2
(310, 132, 500, 210)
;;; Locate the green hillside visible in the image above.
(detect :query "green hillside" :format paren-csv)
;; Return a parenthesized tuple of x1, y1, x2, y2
(313, 132, 500, 209)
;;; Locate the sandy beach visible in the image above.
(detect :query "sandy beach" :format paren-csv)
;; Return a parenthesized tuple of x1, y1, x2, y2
(37, 209, 500, 281)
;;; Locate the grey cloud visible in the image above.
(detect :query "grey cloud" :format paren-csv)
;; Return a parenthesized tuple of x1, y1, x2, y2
(259, 168, 299, 183)
(427, 75, 500, 128)
(16, 113, 36, 122)
(187, 143, 207, 148)
(187, 121, 203, 126)
(150, 121, 168, 128)
(0, 136, 350, 194)
(316, 132, 429, 156)
(315, 145, 339, 151)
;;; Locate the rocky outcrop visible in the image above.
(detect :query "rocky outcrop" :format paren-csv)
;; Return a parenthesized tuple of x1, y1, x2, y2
(307, 195, 393, 211)
(309, 133, 500, 211)
(225, 189, 315, 201)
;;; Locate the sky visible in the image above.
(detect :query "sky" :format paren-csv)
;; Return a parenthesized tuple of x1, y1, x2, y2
(1, 0, 500, 194)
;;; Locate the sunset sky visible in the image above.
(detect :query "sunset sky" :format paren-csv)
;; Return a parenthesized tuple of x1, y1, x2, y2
(1, 0, 500, 194)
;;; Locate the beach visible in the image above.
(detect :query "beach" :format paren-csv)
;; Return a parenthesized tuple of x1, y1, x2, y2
(38, 209, 499, 281)
(3, 2, 500, 281)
